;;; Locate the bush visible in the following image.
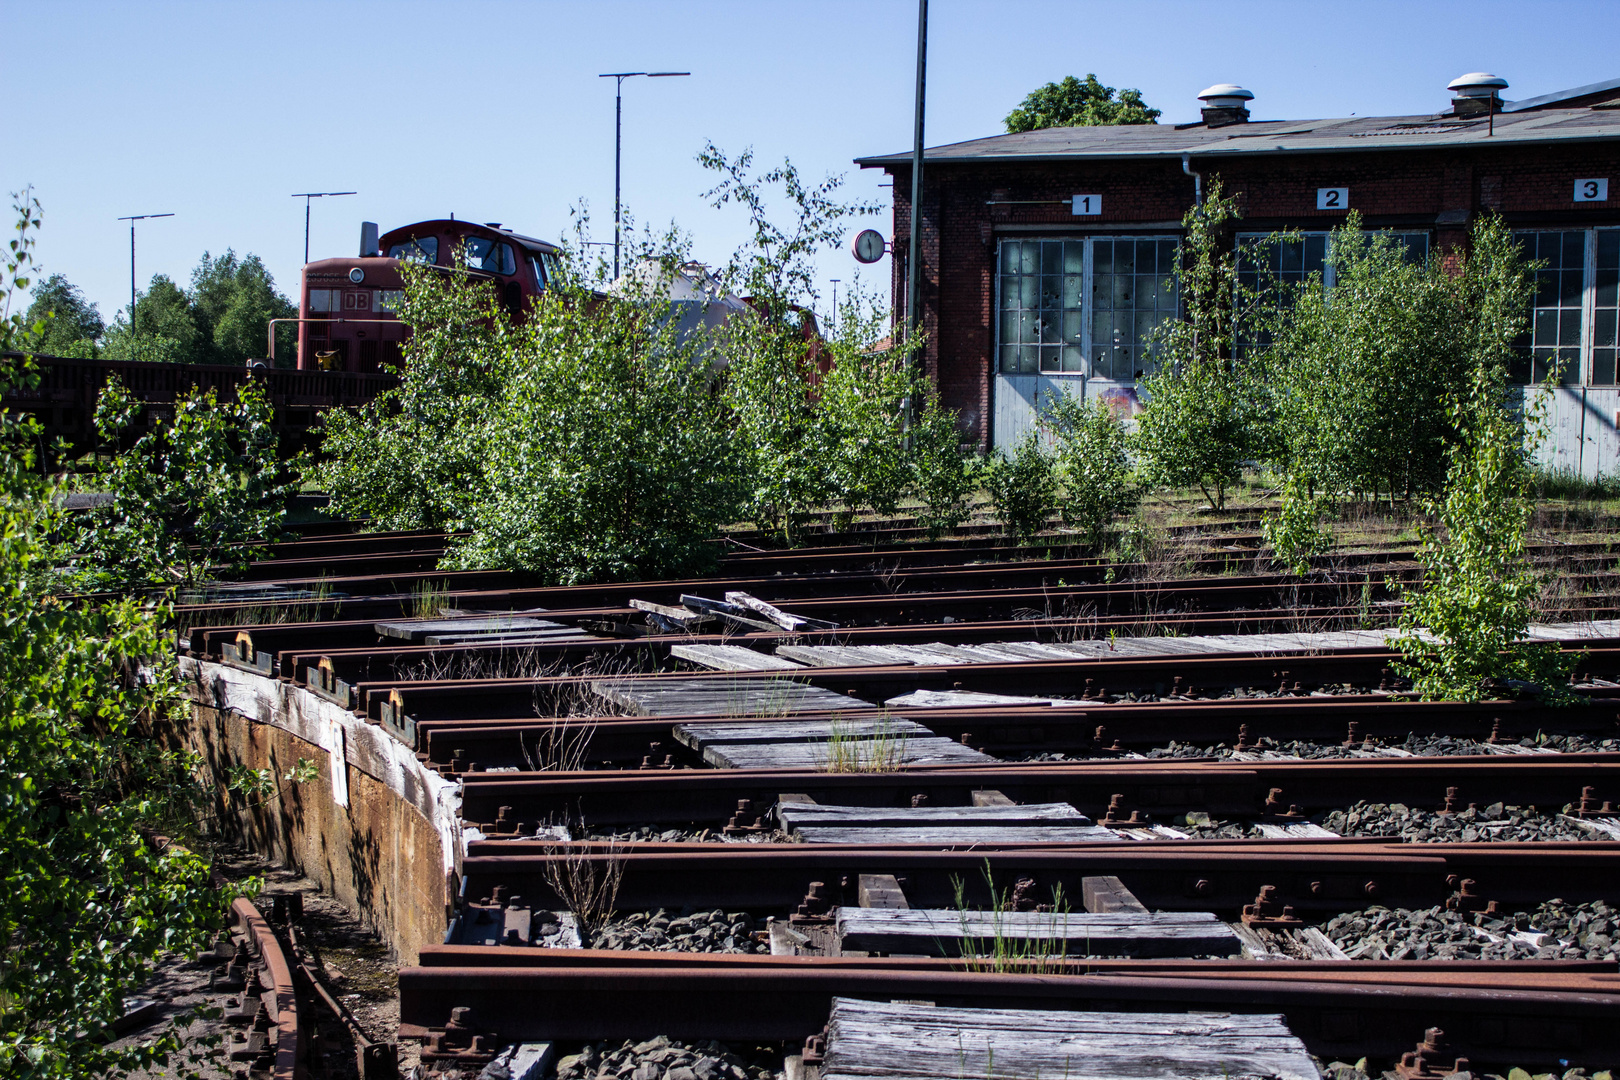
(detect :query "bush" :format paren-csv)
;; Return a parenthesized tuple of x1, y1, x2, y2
(985, 429, 1059, 541)
(1261, 216, 1475, 502)
(1041, 393, 1134, 544)
(1395, 221, 1575, 702)
(444, 279, 745, 584)
(75, 375, 301, 589)
(908, 391, 975, 539)
(1261, 473, 1333, 575)
(311, 262, 509, 532)
(1131, 181, 1262, 510)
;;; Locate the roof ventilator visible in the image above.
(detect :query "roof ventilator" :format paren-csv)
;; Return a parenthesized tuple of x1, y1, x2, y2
(1197, 83, 1253, 127)
(1447, 72, 1508, 119)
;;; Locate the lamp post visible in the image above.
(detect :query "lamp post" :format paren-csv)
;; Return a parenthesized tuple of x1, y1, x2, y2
(598, 70, 689, 280)
(829, 278, 841, 336)
(115, 212, 175, 324)
(291, 191, 357, 264)
(907, 0, 927, 341)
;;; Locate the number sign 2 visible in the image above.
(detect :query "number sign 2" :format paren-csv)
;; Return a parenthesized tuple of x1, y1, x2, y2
(1071, 194, 1102, 216)
(1575, 179, 1609, 203)
(1317, 188, 1349, 210)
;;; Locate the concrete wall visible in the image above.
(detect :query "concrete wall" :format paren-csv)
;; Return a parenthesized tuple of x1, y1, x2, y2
(181, 658, 463, 964)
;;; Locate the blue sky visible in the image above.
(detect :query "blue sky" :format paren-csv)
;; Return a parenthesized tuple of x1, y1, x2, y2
(10, 0, 1620, 328)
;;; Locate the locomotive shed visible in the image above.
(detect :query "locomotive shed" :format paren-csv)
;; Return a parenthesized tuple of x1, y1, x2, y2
(177, 515, 1620, 1080)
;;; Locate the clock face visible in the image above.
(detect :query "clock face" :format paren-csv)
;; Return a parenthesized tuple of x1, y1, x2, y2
(852, 229, 886, 264)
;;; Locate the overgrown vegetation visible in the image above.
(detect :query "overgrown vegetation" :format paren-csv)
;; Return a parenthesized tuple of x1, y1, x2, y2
(1132, 181, 1262, 510)
(1, 191, 232, 1079)
(1043, 393, 1136, 544)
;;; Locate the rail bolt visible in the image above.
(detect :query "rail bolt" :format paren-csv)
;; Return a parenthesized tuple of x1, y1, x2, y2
(1363, 879, 1380, 898)
(1394, 1027, 1468, 1080)
(1192, 878, 1213, 897)
(1441, 787, 1460, 814)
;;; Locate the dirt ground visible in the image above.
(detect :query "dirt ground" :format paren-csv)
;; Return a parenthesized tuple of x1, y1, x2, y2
(109, 849, 418, 1079)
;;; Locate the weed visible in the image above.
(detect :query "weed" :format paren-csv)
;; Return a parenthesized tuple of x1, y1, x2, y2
(818, 714, 909, 773)
(947, 862, 1078, 975)
(540, 831, 624, 944)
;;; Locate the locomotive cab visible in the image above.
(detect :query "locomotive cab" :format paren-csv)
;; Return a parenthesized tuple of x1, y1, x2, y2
(295, 219, 562, 371)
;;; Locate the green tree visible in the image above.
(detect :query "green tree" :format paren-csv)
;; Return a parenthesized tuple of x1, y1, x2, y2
(1261, 216, 1472, 502)
(73, 376, 302, 589)
(1004, 74, 1160, 132)
(102, 273, 202, 363)
(1041, 393, 1135, 544)
(1132, 180, 1262, 509)
(1395, 218, 1573, 702)
(311, 260, 507, 532)
(190, 250, 298, 366)
(444, 274, 746, 583)
(24, 273, 103, 357)
(985, 429, 1059, 541)
(1, 190, 228, 1080)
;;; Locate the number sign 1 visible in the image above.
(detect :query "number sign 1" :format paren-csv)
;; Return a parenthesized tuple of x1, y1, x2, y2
(1317, 188, 1349, 210)
(1071, 194, 1102, 216)
(1575, 178, 1610, 203)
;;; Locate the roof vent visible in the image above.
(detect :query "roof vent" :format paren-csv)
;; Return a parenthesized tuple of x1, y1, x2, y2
(1447, 72, 1508, 118)
(1198, 83, 1253, 127)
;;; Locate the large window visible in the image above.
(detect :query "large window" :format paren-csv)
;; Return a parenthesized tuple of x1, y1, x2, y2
(1515, 230, 1587, 385)
(461, 236, 517, 275)
(387, 236, 439, 264)
(1598, 230, 1620, 386)
(996, 236, 1178, 381)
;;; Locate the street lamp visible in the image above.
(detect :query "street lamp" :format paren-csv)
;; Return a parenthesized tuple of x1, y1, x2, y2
(115, 212, 175, 323)
(598, 70, 689, 280)
(291, 191, 357, 264)
(829, 278, 841, 336)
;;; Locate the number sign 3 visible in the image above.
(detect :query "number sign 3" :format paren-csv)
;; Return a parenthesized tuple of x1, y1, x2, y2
(1575, 179, 1609, 203)
(1071, 194, 1102, 216)
(1317, 188, 1349, 210)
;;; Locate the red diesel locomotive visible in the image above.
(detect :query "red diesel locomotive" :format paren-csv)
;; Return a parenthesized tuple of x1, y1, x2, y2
(292, 219, 563, 371)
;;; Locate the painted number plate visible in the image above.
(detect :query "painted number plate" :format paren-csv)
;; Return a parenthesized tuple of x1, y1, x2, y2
(1317, 188, 1349, 210)
(1071, 194, 1102, 216)
(1575, 178, 1610, 202)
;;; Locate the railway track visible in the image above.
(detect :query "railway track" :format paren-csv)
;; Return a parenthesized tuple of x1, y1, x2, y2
(178, 519, 1620, 1076)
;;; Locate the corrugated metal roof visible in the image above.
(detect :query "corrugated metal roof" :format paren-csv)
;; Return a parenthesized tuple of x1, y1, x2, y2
(1502, 76, 1620, 113)
(854, 106, 1620, 167)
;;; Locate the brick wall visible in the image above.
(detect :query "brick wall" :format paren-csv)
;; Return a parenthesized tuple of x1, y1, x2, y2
(879, 139, 1620, 449)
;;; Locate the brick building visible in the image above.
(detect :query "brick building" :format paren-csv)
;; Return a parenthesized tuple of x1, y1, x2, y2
(856, 75, 1620, 461)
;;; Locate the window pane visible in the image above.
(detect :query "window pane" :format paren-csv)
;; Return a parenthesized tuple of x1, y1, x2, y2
(1115, 243, 1136, 275)
(1041, 241, 1063, 275)
(1063, 242, 1084, 274)
(1019, 244, 1037, 275)
(1063, 310, 1083, 343)
(1062, 345, 1084, 372)
(1000, 345, 1019, 373)
(388, 237, 438, 263)
(1593, 350, 1617, 386)
(1597, 309, 1617, 349)
(1062, 274, 1083, 308)
(1093, 241, 1113, 274)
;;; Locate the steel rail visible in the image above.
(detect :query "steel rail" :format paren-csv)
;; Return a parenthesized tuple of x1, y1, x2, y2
(394, 957, 1620, 1067)
(230, 895, 305, 1080)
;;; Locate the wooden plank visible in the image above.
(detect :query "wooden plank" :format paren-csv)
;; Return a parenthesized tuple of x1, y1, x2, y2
(883, 689, 1084, 709)
(1082, 875, 1149, 915)
(628, 599, 714, 629)
(774, 645, 895, 668)
(835, 908, 1241, 958)
(1253, 822, 1340, 840)
(422, 630, 594, 646)
(777, 802, 1089, 830)
(823, 998, 1318, 1080)
(678, 594, 781, 633)
(591, 678, 873, 718)
(707, 737, 990, 770)
(674, 717, 932, 751)
(670, 644, 805, 672)
(795, 825, 1122, 845)
(857, 874, 910, 909)
(725, 591, 840, 631)
(971, 790, 1015, 807)
(374, 615, 564, 641)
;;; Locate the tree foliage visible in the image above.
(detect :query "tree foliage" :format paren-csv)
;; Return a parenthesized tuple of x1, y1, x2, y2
(1041, 393, 1135, 544)
(24, 273, 103, 357)
(1131, 180, 1262, 509)
(311, 262, 506, 532)
(444, 275, 746, 584)
(1004, 74, 1160, 132)
(1260, 216, 1476, 501)
(985, 430, 1058, 541)
(1394, 222, 1574, 702)
(1, 190, 228, 1079)
(102, 250, 296, 366)
(69, 376, 301, 590)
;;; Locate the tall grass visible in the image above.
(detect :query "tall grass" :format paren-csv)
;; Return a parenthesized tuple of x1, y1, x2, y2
(818, 714, 909, 772)
(949, 862, 1079, 974)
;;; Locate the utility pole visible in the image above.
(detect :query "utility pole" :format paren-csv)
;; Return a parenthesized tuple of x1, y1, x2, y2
(599, 71, 689, 280)
(907, 0, 927, 340)
(291, 192, 357, 264)
(829, 278, 841, 336)
(115, 212, 174, 324)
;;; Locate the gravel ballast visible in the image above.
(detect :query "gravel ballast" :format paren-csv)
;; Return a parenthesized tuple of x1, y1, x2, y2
(1322, 899, 1620, 962)
(555, 1037, 783, 1080)
(589, 908, 770, 954)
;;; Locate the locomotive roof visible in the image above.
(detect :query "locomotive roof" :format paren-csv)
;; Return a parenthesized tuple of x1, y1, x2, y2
(380, 219, 561, 255)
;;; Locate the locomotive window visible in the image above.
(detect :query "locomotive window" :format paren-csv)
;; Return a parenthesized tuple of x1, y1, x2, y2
(459, 237, 517, 275)
(307, 288, 339, 313)
(388, 237, 439, 264)
(379, 290, 404, 313)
